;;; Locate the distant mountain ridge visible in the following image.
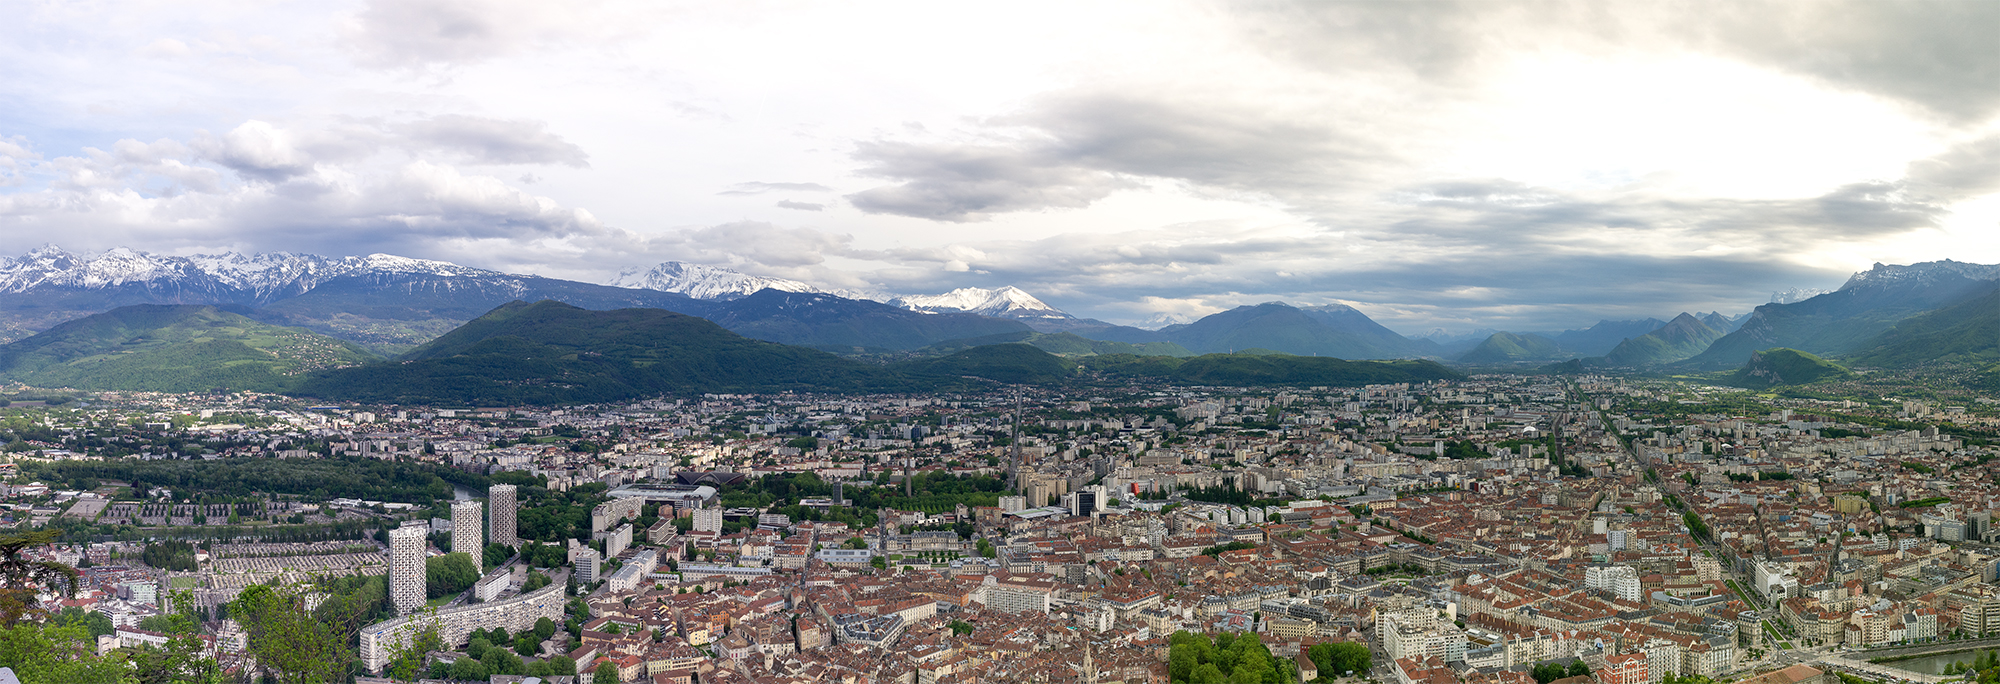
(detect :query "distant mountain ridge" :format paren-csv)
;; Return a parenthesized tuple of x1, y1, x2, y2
(1544, 318, 1668, 357)
(1688, 259, 2000, 368)
(1604, 313, 1727, 366)
(893, 286, 1072, 321)
(1457, 332, 1564, 364)
(606, 261, 818, 300)
(1106, 301, 1432, 360)
(0, 248, 1044, 356)
(295, 301, 1465, 404)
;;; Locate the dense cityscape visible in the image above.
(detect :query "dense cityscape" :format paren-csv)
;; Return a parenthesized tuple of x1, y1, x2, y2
(6, 370, 2000, 684)
(8, 2, 2000, 684)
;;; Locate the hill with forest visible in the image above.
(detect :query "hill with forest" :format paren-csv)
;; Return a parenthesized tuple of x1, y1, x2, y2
(1604, 313, 1726, 366)
(1727, 348, 1854, 388)
(1458, 332, 1565, 364)
(0, 304, 376, 392)
(1846, 285, 2000, 368)
(296, 300, 905, 404)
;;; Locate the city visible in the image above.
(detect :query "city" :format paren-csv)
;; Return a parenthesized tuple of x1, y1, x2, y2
(5, 370, 2000, 684)
(6, 2, 2000, 684)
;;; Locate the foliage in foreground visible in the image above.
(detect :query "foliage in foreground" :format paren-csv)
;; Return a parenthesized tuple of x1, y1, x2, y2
(1168, 630, 1296, 684)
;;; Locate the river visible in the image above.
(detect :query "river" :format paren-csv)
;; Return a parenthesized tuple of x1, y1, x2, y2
(1882, 648, 2000, 675)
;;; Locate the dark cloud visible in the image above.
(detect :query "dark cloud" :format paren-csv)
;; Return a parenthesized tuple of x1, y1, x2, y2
(1696, 0, 2000, 124)
(394, 115, 590, 167)
(1250, 1, 2000, 124)
(845, 92, 1383, 221)
(845, 140, 1132, 221)
(719, 181, 833, 195)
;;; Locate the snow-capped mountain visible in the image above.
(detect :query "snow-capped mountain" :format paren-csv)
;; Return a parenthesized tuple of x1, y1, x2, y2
(1840, 259, 2000, 290)
(608, 261, 819, 300)
(893, 286, 1073, 321)
(1768, 287, 1831, 305)
(1137, 312, 1196, 330)
(0, 244, 509, 302)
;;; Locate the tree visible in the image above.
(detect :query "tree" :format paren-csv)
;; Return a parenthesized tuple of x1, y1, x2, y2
(0, 621, 129, 684)
(451, 656, 489, 681)
(383, 608, 444, 684)
(1567, 660, 1591, 678)
(1308, 641, 1371, 678)
(0, 530, 78, 626)
(534, 616, 559, 643)
(482, 646, 524, 676)
(484, 543, 514, 570)
(426, 552, 481, 599)
(594, 661, 621, 683)
(53, 606, 114, 638)
(131, 590, 224, 684)
(516, 634, 540, 657)
(232, 581, 371, 684)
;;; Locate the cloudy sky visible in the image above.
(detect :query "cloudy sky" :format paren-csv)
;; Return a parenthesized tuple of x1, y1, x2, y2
(4, 1, 2000, 332)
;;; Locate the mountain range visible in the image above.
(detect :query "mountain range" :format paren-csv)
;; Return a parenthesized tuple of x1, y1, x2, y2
(6, 246, 2000, 383)
(288, 301, 1462, 404)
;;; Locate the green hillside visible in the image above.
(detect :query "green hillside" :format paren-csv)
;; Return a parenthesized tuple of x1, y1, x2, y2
(1604, 313, 1725, 366)
(1848, 287, 2000, 368)
(297, 300, 903, 404)
(894, 343, 1076, 384)
(1727, 348, 1853, 388)
(1458, 332, 1564, 364)
(284, 301, 1458, 403)
(0, 305, 376, 392)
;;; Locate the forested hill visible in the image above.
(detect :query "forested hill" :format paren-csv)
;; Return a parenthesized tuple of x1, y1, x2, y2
(296, 300, 907, 405)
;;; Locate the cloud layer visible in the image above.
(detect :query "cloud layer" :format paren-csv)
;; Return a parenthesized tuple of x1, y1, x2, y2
(2, 0, 1998, 331)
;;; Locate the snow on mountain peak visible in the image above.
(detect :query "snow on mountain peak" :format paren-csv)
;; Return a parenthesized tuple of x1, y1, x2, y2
(608, 261, 818, 300)
(0, 244, 511, 296)
(1137, 312, 1195, 330)
(1840, 259, 2000, 290)
(893, 286, 1070, 319)
(1769, 287, 1831, 304)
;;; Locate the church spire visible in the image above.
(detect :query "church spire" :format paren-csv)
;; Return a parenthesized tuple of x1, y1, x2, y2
(1081, 639, 1095, 683)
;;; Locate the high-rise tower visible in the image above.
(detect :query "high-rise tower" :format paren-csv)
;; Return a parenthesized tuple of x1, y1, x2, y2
(488, 484, 518, 547)
(388, 525, 427, 615)
(1008, 390, 1023, 492)
(450, 499, 483, 556)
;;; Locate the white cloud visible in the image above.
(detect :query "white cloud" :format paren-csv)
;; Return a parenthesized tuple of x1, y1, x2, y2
(5, 0, 2000, 330)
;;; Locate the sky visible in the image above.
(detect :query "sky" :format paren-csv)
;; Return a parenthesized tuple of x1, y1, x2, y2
(4, 0, 2000, 333)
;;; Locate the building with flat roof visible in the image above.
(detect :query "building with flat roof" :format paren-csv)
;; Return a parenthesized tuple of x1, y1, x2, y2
(450, 500, 482, 556)
(387, 526, 427, 615)
(359, 579, 566, 672)
(488, 484, 518, 547)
